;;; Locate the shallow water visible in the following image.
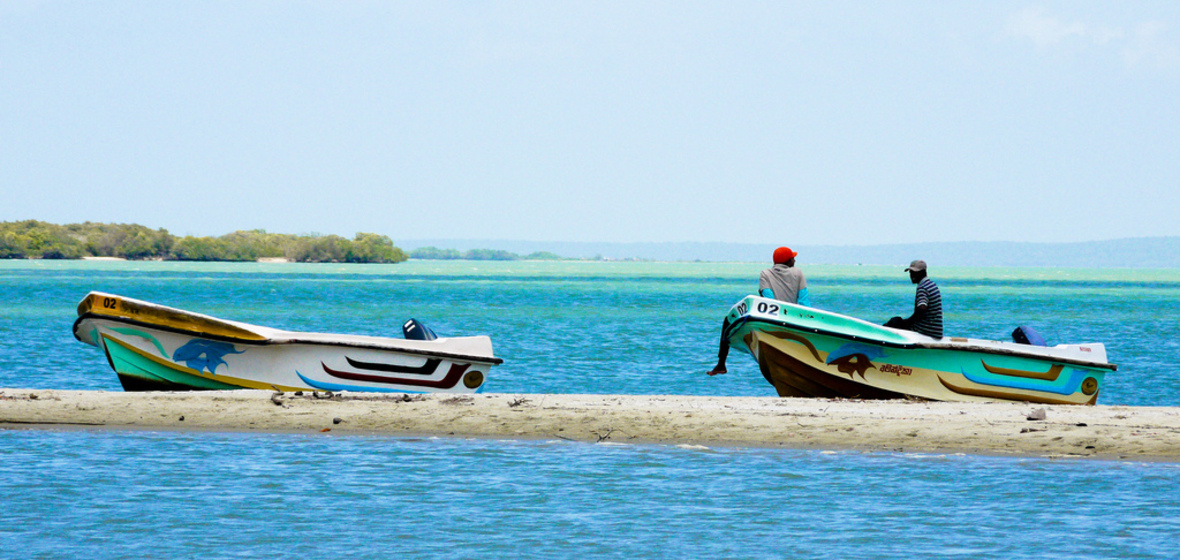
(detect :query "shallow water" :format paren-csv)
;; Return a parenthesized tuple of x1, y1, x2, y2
(2, 431, 1178, 559)
(2, 260, 1179, 558)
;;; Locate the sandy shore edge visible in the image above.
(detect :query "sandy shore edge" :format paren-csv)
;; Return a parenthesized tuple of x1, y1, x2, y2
(3, 389, 1179, 460)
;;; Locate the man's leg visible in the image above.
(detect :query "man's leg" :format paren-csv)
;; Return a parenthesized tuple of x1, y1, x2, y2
(707, 319, 731, 375)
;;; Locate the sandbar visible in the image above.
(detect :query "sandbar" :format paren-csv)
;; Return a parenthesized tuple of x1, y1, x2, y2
(2, 389, 1178, 461)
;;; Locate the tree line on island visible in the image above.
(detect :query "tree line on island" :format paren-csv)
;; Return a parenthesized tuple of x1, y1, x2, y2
(0, 221, 567, 263)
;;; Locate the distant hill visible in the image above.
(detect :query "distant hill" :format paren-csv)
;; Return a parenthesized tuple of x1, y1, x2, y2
(398, 237, 1180, 268)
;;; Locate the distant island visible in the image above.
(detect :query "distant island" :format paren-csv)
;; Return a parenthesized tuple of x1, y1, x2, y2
(0, 220, 560, 263)
(1, 220, 408, 263)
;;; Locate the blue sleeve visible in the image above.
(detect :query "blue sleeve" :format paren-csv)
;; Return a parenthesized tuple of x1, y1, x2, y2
(759, 288, 775, 298)
(797, 287, 810, 307)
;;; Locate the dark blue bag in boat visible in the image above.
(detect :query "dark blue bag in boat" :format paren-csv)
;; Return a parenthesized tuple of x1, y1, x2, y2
(1012, 325, 1047, 346)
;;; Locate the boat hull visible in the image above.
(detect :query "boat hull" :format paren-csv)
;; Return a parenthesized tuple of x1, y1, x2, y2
(724, 296, 1115, 405)
(73, 293, 500, 394)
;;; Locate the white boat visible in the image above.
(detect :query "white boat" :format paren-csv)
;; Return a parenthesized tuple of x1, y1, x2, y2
(73, 292, 502, 393)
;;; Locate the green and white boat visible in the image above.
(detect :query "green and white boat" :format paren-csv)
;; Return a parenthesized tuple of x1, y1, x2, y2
(73, 292, 502, 393)
(721, 295, 1116, 405)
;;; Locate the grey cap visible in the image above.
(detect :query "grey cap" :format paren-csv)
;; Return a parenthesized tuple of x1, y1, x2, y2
(905, 260, 927, 272)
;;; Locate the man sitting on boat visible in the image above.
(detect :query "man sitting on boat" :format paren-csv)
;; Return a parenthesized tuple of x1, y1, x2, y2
(707, 246, 810, 376)
(759, 247, 810, 308)
(884, 259, 943, 339)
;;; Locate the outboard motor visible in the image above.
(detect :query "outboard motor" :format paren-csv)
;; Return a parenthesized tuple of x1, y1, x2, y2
(402, 318, 438, 341)
(1012, 325, 1047, 346)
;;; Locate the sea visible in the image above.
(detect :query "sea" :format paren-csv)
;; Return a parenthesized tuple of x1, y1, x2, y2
(1, 260, 1178, 559)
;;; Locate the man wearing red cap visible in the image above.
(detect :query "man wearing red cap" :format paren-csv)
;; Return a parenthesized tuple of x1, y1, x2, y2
(708, 246, 810, 376)
(761, 247, 809, 307)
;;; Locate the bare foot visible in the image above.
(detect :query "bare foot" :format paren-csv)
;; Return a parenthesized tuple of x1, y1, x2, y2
(706, 366, 727, 376)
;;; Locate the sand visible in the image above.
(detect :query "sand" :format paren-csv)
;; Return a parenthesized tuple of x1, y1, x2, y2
(2, 389, 1179, 460)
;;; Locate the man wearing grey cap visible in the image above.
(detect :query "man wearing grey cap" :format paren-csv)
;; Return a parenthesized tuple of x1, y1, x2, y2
(885, 259, 943, 338)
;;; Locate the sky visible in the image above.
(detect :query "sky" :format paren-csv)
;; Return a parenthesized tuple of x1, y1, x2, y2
(2, 1, 1178, 246)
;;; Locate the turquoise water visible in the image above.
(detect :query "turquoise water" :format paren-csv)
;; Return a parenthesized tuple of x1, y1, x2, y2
(2, 260, 1179, 558)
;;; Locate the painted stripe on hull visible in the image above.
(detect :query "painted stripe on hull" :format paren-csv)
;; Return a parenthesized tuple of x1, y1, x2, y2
(938, 374, 1098, 405)
(296, 371, 430, 394)
(960, 364, 1091, 396)
(320, 362, 470, 390)
(980, 360, 1064, 381)
(345, 356, 441, 375)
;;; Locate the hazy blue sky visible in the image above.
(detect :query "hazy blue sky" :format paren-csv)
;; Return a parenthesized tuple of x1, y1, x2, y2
(2, 1, 1177, 245)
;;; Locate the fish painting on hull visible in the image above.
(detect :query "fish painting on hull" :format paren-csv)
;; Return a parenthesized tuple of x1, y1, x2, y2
(172, 339, 245, 374)
(825, 343, 886, 379)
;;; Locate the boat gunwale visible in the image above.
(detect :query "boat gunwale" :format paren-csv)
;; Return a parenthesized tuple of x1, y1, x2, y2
(73, 314, 505, 366)
(724, 314, 1117, 372)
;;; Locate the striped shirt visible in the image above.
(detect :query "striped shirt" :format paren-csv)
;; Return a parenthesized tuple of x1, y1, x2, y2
(913, 277, 943, 338)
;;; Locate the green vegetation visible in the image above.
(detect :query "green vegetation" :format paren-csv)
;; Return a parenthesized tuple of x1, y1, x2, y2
(0, 220, 578, 263)
(0, 221, 407, 263)
(408, 246, 566, 261)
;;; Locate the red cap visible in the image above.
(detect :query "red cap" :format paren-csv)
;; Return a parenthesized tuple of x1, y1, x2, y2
(773, 247, 798, 264)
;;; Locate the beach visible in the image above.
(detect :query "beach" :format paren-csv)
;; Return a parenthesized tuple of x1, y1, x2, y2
(3, 389, 1178, 460)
